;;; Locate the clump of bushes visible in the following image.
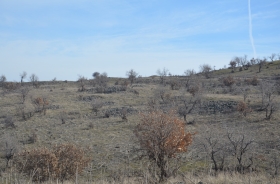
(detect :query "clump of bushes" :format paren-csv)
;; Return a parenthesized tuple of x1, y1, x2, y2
(244, 76, 259, 86)
(14, 143, 91, 182)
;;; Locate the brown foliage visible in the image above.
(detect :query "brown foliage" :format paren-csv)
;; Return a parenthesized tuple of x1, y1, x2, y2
(32, 97, 49, 115)
(14, 144, 91, 182)
(134, 110, 194, 182)
(237, 101, 252, 117)
(14, 148, 58, 182)
(52, 144, 91, 182)
(244, 76, 259, 86)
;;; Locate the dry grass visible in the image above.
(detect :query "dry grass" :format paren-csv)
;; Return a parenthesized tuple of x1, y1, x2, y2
(0, 61, 280, 182)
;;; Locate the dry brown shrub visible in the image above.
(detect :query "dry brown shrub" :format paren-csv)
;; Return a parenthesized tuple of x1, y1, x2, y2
(32, 97, 49, 115)
(14, 144, 91, 182)
(188, 84, 200, 96)
(14, 147, 58, 182)
(237, 101, 252, 117)
(52, 144, 91, 182)
(244, 76, 259, 86)
(223, 75, 236, 89)
(134, 109, 194, 182)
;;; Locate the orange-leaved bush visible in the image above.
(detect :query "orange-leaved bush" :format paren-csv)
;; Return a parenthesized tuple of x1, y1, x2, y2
(134, 109, 194, 182)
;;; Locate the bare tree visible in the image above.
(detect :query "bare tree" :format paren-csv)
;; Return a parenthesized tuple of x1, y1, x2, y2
(77, 75, 87, 92)
(259, 81, 278, 120)
(92, 72, 108, 92)
(268, 53, 276, 62)
(29, 74, 39, 88)
(229, 61, 237, 73)
(126, 69, 138, 85)
(0, 74, 7, 87)
(134, 110, 194, 182)
(226, 130, 255, 173)
(178, 84, 203, 121)
(256, 58, 266, 72)
(18, 87, 30, 104)
(184, 69, 196, 88)
(20, 71, 27, 85)
(199, 64, 212, 78)
(157, 67, 169, 85)
(232, 56, 241, 66)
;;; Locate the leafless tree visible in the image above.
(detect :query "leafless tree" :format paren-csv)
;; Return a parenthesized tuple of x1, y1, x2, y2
(29, 73, 39, 88)
(178, 84, 203, 121)
(126, 69, 138, 85)
(199, 64, 212, 78)
(92, 72, 108, 92)
(256, 58, 266, 72)
(198, 126, 228, 173)
(77, 75, 87, 92)
(91, 99, 104, 116)
(229, 61, 237, 73)
(226, 130, 255, 173)
(268, 53, 276, 62)
(20, 71, 27, 85)
(157, 67, 169, 85)
(0, 74, 6, 87)
(154, 86, 171, 104)
(18, 87, 30, 104)
(232, 56, 241, 66)
(184, 69, 196, 88)
(237, 87, 250, 102)
(259, 81, 278, 119)
(250, 58, 256, 65)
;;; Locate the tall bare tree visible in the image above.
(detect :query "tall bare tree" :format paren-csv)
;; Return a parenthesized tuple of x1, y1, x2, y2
(20, 71, 27, 85)
(157, 67, 169, 85)
(199, 64, 212, 78)
(29, 74, 39, 88)
(268, 53, 276, 62)
(126, 69, 138, 85)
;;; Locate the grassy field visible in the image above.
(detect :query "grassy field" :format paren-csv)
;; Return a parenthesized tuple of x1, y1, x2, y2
(0, 60, 280, 183)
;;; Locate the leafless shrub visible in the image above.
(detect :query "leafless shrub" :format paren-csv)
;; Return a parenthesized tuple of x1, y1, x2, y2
(223, 75, 236, 91)
(134, 109, 194, 182)
(92, 72, 108, 89)
(91, 99, 104, 116)
(1, 116, 16, 129)
(0, 74, 7, 87)
(154, 86, 171, 103)
(18, 87, 29, 104)
(126, 69, 138, 85)
(77, 75, 87, 92)
(19, 71, 27, 85)
(237, 87, 250, 101)
(184, 69, 196, 88)
(59, 111, 67, 124)
(169, 78, 182, 90)
(29, 73, 39, 88)
(0, 134, 19, 168)
(200, 64, 212, 78)
(3, 82, 20, 92)
(157, 67, 169, 85)
(226, 130, 255, 173)
(28, 131, 38, 144)
(229, 61, 237, 72)
(31, 96, 49, 115)
(244, 76, 259, 86)
(16, 104, 35, 121)
(120, 108, 128, 122)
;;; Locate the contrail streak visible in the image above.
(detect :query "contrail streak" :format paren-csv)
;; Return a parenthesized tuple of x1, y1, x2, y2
(248, 0, 256, 58)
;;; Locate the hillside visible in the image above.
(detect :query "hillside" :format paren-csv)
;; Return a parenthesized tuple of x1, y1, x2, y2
(0, 60, 280, 183)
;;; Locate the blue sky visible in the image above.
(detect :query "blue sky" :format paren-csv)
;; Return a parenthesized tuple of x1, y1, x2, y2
(0, 0, 279, 81)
